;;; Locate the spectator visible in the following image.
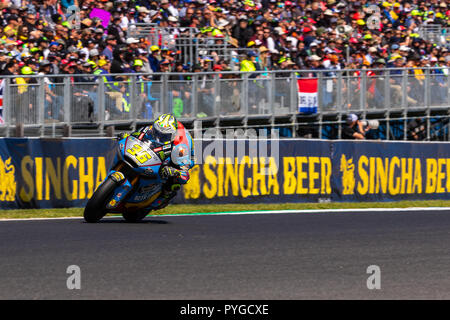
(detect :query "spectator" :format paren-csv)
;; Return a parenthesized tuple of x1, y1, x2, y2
(0, 0, 449, 125)
(342, 114, 370, 140)
(232, 17, 254, 48)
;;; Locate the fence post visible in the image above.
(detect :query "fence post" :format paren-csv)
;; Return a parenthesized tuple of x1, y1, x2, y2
(337, 71, 343, 139)
(384, 69, 391, 140)
(290, 72, 298, 114)
(213, 73, 220, 117)
(130, 75, 137, 130)
(161, 73, 168, 115)
(360, 71, 367, 112)
(269, 72, 275, 114)
(448, 71, 450, 141)
(98, 76, 105, 135)
(425, 68, 431, 140)
(269, 72, 275, 133)
(192, 74, 198, 118)
(336, 71, 343, 112)
(38, 77, 45, 136)
(402, 69, 408, 140)
(242, 72, 249, 116)
(63, 77, 71, 124)
(3, 78, 10, 137)
(291, 72, 298, 138)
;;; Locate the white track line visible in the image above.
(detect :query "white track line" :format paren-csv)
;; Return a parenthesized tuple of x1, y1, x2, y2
(152, 207, 450, 217)
(1, 207, 450, 222)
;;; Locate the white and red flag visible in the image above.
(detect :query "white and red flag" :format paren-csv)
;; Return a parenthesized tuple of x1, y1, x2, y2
(298, 78, 318, 114)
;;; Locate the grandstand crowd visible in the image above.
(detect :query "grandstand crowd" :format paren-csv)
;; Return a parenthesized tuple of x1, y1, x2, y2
(0, 0, 449, 79)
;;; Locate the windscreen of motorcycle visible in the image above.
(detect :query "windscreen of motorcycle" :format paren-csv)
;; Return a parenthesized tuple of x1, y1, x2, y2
(125, 137, 161, 167)
(171, 143, 191, 167)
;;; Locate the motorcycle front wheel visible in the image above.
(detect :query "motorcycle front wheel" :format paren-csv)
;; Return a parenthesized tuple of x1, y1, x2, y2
(83, 178, 117, 223)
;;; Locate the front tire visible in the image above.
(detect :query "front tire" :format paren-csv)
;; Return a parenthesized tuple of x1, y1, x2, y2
(122, 210, 149, 223)
(84, 178, 118, 223)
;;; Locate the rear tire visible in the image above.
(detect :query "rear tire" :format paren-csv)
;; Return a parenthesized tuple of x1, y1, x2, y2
(84, 178, 118, 223)
(122, 210, 149, 223)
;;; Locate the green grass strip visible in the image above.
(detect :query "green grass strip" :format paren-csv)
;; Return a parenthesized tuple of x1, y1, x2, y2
(0, 200, 450, 219)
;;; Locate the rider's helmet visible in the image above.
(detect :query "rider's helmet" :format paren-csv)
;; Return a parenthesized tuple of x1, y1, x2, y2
(150, 114, 178, 144)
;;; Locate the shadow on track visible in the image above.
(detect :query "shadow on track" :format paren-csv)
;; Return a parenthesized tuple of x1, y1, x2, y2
(82, 218, 170, 225)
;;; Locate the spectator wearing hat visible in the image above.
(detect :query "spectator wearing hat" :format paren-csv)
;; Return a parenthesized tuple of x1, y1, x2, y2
(4, 15, 19, 36)
(120, 7, 137, 32)
(110, 46, 128, 76)
(159, 59, 171, 73)
(102, 35, 117, 61)
(232, 17, 254, 48)
(430, 56, 448, 104)
(16, 65, 38, 123)
(39, 59, 62, 120)
(389, 57, 417, 106)
(342, 113, 369, 140)
(108, 16, 126, 45)
(240, 50, 258, 74)
(148, 45, 161, 73)
(95, 56, 125, 116)
(1, 61, 18, 77)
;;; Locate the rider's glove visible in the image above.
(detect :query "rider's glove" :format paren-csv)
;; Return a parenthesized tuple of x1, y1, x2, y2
(116, 132, 130, 140)
(160, 166, 181, 180)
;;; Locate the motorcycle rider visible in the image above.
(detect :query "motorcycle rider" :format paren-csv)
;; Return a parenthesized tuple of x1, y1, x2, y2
(118, 113, 194, 209)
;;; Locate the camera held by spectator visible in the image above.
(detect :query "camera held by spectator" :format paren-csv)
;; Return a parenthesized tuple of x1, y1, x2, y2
(342, 114, 378, 140)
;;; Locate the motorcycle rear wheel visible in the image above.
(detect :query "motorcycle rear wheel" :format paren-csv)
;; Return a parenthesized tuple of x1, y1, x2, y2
(83, 178, 117, 223)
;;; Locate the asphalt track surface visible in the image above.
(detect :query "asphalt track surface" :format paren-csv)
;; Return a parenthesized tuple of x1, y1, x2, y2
(1, 210, 450, 299)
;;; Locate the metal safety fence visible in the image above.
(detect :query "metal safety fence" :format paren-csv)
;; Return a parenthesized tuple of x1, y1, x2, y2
(128, 24, 240, 67)
(418, 24, 450, 45)
(0, 68, 449, 140)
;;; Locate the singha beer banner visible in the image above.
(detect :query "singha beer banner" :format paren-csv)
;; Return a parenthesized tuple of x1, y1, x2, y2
(0, 138, 117, 209)
(1, 138, 450, 209)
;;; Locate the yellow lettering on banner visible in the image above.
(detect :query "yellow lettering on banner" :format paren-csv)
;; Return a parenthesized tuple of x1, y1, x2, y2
(203, 156, 217, 199)
(320, 157, 332, 194)
(252, 157, 268, 196)
(357, 156, 369, 195)
(376, 158, 389, 194)
(224, 157, 239, 197)
(389, 157, 400, 195)
(296, 157, 308, 194)
(19, 156, 34, 202)
(63, 155, 78, 200)
(217, 160, 224, 197)
(426, 159, 437, 194)
(400, 158, 413, 194)
(283, 157, 296, 195)
(183, 165, 201, 199)
(239, 156, 252, 198)
(436, 158, 446, 194)
(308, 157, 320, 194)
(35, 157, 43, 201)
(369, 157, 376, 194)
(413, 158, 422, 194)
(267, 157, 280, 195)
(95, 157, 107, 190)
(447, 159, 450, 193)
(45, 157, 62, 200)
(78, 157, 94, 200)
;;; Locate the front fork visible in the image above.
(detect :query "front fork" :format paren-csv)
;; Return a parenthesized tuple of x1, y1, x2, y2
(104, 163, 139, 210)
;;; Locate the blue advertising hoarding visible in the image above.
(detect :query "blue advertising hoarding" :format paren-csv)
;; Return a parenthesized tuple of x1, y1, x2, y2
(1, 138, 450, 209)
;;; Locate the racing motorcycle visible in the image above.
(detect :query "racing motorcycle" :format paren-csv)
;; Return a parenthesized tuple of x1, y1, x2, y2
(83, 133, 191, 223)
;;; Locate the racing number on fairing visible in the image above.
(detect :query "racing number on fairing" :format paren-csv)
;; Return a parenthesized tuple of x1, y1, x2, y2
(127, 144, 152, 164)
